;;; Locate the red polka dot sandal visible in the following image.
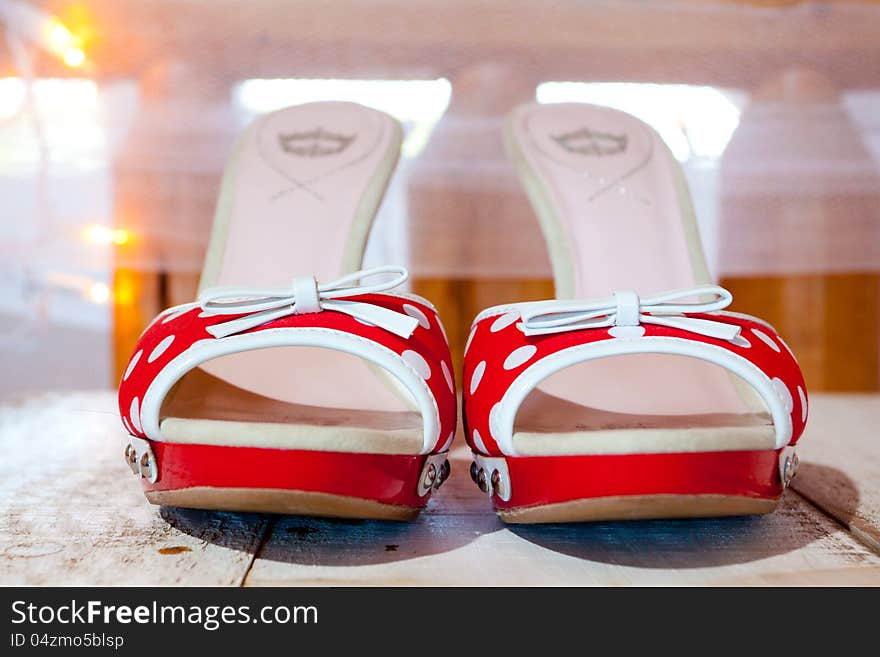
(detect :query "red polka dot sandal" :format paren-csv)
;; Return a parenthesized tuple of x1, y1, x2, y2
(118, 102, 456, 520)
(462, 102, 807, 523)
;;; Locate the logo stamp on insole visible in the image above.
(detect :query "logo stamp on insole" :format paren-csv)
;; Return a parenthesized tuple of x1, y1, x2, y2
(552, 127, 627, 156)
(278, 128, 356, 157)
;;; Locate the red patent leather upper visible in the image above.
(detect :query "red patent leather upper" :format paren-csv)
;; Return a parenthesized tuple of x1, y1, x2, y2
(118, 292, 457, 454)
(463, 307, 807, 456)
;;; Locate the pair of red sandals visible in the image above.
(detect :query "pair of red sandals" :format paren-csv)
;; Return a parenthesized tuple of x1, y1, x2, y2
(119, 102, 807, 524)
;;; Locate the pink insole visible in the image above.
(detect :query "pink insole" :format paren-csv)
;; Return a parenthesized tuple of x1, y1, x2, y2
(197, 102, 409, 411)
(509, 103, 756, 417)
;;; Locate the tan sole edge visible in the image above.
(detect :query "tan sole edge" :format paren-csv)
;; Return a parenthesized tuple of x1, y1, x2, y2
(498, 494, 780, 524)
(146, 486, 421, 521)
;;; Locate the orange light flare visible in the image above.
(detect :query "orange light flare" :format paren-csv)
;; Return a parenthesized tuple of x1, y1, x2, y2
(113, 280, 136, 307)
(84, 276, 137, 307)
(62, 47, 86, 68)
(42, 12, 91, 69)
(83, 224, 132, 246)
(85, 281, 110, 304)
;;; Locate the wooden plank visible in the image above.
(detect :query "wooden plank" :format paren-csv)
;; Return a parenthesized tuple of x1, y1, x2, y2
(3, 391, 877, 585)
(244, 444, 880, 586)
(0, 392, 268, 585)
(722, 276, 880, 392)
(412, 278, 554, 377)
(792, 393, 880, 555)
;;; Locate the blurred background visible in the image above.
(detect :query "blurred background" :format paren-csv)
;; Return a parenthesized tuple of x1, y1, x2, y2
(1, 0, 878, 399)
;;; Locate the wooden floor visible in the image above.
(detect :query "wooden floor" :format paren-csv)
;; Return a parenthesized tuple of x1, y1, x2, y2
(1, 392, 879, 586)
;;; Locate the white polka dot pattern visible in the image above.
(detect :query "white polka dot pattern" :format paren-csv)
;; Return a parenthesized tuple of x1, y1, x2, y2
(491, 312, 519, 333)
(470, 360, 487, 394)
(798, 386, 808, 423)
(403, 303, 431, 330)
(441, 361, 455, 394)
(129, 397, 142, 433)
(464, 326, 477, 355)
(123, 349, 143, 381)
(503, 345, 537, 370)
(402, 349, 432, 380)
(772, 377, 793, 414)
(752, 328, 781, 352)
(488, 403, 502, 438)
(148, 335, 176, 363)
(472, 428, 488, 454)
(462, 302, 809, 458)
(119, 291, 458, 455)
(439, 431, 455, 452)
